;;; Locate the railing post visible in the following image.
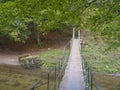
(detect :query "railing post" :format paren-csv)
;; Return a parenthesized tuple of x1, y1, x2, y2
(81, 54, 100, 90)
(91, 72, 93, 90)
(87, 68, 90, 90)
(78, 30, 80, 41)
(78, 30, 82, 50)
(73, 27, 75, 40)
(87, 66, 89, 90)
(58, 60, 61, 82)
(54, 65, 57, 90)
(71, 27, 75, 49)
(47, 73, 50, 90)
(30, 87, 34, 90)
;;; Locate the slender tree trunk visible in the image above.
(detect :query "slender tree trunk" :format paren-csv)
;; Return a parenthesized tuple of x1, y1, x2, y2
(36, 30, 40, 45)
(35, 30, 40, 45)
(28, 21, 41, 45)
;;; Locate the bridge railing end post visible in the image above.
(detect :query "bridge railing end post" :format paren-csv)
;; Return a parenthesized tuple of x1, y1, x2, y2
(72, 27, 75, 40)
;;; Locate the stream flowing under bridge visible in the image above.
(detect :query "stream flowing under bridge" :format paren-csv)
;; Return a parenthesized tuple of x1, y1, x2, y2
(30, 28, 100, 90)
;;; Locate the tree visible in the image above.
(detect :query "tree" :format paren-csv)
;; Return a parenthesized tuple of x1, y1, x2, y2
(0, 0, 119, 48)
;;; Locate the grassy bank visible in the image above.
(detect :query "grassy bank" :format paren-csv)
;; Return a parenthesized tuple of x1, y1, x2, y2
(81, 33, 120, 90)
(39, 49, 63, 69)
(82, 43, 120, 73)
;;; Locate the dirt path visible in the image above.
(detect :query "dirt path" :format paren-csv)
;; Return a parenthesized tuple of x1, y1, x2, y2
(0, 51, 40, 65)
(0, 44, 63, 65)
(0, 52, 19, 65)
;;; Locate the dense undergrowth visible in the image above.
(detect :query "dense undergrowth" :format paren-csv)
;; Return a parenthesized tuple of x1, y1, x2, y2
(81, 32, 120, 90)
(82, 44, 120, 73)
(81, 31, 120, 74)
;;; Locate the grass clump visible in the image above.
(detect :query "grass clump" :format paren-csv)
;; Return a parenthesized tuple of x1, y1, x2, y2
(39, 49, 63, 69)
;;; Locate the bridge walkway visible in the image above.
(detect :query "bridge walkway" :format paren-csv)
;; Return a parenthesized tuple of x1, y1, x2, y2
(59, 38, 85, 90)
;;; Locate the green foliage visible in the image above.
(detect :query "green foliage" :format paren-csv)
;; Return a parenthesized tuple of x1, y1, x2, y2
(0, 0, 119, 48)
(0, 1, 31, 43)
(39, 49, 63, 69)
(82, 44, 120, 73)
(102, 15, 120, 49)
(0, 0, 15, 3)
(82, 0, 120, 48)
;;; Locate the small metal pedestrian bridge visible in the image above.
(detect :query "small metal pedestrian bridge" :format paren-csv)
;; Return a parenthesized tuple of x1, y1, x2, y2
(29, 28, 100, 90)
(59, 38, 85, 90)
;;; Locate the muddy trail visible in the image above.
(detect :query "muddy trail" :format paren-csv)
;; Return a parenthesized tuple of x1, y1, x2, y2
(0, 50, 41, 65)
(0, 44, 64, 65)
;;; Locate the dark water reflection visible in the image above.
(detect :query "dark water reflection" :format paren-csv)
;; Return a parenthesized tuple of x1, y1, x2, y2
(94, 73, 120, 90)
(0, 65, 120, 90)
(0, 65, 47, 90)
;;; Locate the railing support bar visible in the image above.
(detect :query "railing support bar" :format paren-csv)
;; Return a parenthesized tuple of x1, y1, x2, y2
(47, 73, 50, 90)
(91, 72, 93, 90)
(73, 27, 75, 39)
(54, 65, 57, 90)
(78, 30, 80, 41)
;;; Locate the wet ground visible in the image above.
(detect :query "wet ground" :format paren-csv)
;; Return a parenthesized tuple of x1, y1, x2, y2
(0, 51, 40, 65)
(94, 73, 120, 90)
(0, 44, 119, 90)
(0, 52, 19, 65)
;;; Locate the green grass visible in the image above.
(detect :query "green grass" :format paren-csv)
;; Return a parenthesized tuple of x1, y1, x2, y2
(82, 34, 120, 89)
(40, 49, 63, 62)
(82, 44, 120, 73)
(39, 49, 64, 69)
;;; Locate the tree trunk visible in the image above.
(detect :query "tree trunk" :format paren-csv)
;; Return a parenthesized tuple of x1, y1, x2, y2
(35, 30, 40, 45)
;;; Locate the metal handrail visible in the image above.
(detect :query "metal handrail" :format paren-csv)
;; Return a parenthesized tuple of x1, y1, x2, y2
(29, 28, 100, 90)
(77, 28, 100, 90)
(29, 40, 71, 90)
(81, 54, 100, 90)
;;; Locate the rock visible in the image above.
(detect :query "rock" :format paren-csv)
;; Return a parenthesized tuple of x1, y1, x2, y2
(18, 55, 42, 68)
(48, 48, 51, 50)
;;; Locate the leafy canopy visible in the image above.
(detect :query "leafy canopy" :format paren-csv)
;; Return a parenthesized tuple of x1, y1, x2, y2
(0, 0, 119, 48)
